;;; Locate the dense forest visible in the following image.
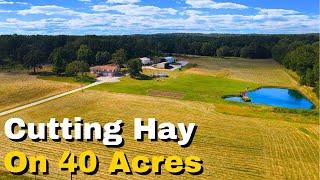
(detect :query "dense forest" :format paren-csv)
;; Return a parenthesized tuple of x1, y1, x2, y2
(0, 34, 318, 95)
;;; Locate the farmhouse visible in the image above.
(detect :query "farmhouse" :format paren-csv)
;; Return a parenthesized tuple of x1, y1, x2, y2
(90, 64, 120, 77)
(140, 57, 152, 65)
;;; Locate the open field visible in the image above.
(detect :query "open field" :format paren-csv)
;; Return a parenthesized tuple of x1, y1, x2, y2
(91, 58, 318, 123)
(183, 57, 297, 86)
(0, 91, 318, 179)
(183, 56, 318, 104)
(0, 57, 319, 179)
(0, 73, 79, 112)
(92, 71, 260, 103)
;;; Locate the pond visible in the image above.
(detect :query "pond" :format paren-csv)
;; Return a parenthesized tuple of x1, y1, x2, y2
(224, 87, 314, 110)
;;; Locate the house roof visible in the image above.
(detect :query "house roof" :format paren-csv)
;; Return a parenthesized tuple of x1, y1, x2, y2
(91, 64, 118, 71)
(165, 57, 175, 60)
(140, 57, 151, 61)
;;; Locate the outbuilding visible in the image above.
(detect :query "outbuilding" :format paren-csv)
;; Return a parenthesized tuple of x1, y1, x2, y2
(90, 64, 120, 77)
(164, 57, 176, 64)
(140, 57, 152, 65)
(156, 62, 170, 69)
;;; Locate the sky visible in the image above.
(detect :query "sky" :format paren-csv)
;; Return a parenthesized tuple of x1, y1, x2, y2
(0, 0, 319, 35)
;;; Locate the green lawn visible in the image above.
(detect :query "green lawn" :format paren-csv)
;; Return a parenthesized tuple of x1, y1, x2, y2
(91, 73, 260, 103)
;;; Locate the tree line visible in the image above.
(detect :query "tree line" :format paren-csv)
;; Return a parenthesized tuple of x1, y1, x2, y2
(271, 39, 319, 96)
(0, 34, 318, 94)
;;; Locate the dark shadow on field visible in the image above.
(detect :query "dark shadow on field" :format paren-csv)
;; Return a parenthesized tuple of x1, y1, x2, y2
(29, 71, 55, 76)
(135, 74, 154, 80)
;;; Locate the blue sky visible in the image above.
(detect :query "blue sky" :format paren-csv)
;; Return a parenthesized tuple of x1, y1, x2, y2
(0, 0, 319, 35)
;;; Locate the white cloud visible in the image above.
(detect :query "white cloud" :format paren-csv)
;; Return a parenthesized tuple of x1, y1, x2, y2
(0, 0, 27, 5)
(79, 0, 91, 2)
(2, 2, 318, 34)
(92, 4, 177, 16)
(18, 5, 79, 16)
(258, 8, 300, 16)
(106, 0, 140, 4)
(0, 9, 12, 13)
(0, 0, 14, 4)
(185, 0, 248, 9)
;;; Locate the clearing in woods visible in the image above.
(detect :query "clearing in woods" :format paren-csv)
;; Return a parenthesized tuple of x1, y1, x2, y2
(0, 57, 318, 179)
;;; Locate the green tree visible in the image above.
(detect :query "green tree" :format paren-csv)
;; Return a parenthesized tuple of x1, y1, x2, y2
(288, 41, 304, 51)
(216, 46, 230, 58)
(271, 39, 290, 63)
(201, 42, 215, 56)
(50, 48, 71, 75)
(65, 61, 89, 76)
(284, 44, 319, 87)
(23, 49, 44, 73)
(77, 45, 94, 65)
(111, 49, 127, 66)
(128, 59, 142, 78)
(240, 46, 254, 58)
(314, 81, 319, 97)
(95, 51, 111, 65)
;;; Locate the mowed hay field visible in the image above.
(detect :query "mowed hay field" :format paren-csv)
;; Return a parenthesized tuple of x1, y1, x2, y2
(0, 57, 319, 179)
(0, 73, 79, 112)
(0, 91, 318, 179)
(184, 56, 318, 103)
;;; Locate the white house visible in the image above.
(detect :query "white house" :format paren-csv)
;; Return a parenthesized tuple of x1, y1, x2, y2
(164, 57, 176, 64)
(90, 64, 120, 77)
(140, 57, 152, 65)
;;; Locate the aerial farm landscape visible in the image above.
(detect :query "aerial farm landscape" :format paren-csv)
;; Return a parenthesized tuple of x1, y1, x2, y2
(0, 0, 319, 180)
(0, 34, 319, 179)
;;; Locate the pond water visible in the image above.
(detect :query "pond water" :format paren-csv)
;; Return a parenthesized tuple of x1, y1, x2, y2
(224, 88, 314, 110)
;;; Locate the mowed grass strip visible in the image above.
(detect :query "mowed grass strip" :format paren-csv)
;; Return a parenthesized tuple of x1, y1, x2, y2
(0, 91, 318, 179)
(91, 73, 260, 103)
(0, 73, 79, 112)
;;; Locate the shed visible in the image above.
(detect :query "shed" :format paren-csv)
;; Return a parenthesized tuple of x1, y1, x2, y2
(164, 57, 176, 64)
(140, 57, 152, 65)
(156, 62, 170, 69)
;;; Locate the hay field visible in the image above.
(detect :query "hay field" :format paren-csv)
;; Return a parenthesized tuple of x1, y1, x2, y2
(0, 57, 318, 179)
(91, 58, 318, 123)
(0, 73, 79, 112)
(184, 56, 296, 86)
(0, 91, 318, 179)
(184, 56, 318, 108)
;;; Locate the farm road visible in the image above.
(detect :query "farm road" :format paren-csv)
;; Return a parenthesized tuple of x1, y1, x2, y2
(0, 77, 120, 117)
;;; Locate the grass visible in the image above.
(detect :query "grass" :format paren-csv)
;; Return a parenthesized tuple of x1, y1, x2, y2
(183, 56, 318, 103)
(0, 91, 318, 179)
(91, 72, 260, 104)
(0, 171, 34, 180)
(0, 56, 319, 179)
(38, 75, 82, 84)
(91, 58, 318, 123)
(38, 74, 95, 84)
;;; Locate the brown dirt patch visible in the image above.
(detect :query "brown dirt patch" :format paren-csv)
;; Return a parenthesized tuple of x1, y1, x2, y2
(148, 89, 185, 99)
